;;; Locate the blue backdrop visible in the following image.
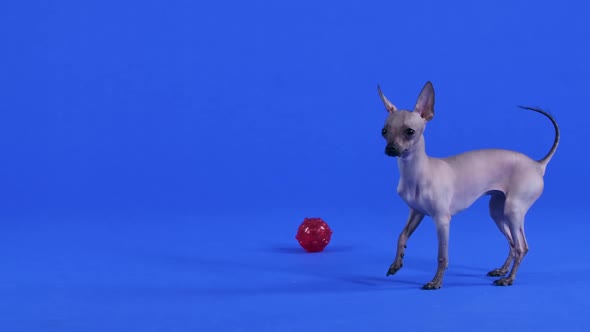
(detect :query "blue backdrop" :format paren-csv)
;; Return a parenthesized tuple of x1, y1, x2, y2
(1, 0, 588, 331)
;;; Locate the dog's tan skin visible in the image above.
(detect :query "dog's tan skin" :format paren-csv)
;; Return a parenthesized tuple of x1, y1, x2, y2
(378, 82, 559, 290)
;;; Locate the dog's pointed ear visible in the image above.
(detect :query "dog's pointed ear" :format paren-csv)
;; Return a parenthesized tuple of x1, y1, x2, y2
(414, 81, 435, 121)
(378, 85, 398, 113)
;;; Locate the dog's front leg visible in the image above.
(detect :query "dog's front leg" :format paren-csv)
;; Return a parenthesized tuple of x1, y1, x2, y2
(387, 208, 424, 276)
(422, 214, 451, 290)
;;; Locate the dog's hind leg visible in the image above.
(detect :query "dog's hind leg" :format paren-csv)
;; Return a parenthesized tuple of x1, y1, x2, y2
(493, 199, 531, 286)
(487, 193, 515, 277)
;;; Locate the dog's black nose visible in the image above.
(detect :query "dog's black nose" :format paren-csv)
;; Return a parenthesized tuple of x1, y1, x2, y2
(385, 145, 400, 157)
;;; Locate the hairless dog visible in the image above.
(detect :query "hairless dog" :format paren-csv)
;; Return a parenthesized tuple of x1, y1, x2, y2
(378, 81, 559, 290)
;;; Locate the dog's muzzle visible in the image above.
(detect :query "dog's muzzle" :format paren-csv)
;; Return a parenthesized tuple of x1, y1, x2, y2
(385, 144, 401, 157)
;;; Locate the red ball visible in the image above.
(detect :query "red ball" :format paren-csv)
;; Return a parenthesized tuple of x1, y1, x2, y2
(295, 217, 333, 252)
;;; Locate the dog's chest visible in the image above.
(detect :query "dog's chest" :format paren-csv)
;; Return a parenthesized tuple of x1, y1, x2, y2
(397, 180, 436, 215)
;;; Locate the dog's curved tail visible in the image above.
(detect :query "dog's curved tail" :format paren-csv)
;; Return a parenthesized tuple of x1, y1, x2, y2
(518, 105, 560, 168)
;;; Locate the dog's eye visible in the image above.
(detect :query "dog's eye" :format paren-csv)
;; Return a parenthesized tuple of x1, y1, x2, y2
(381, 128, 387, 136)
(405, 128, 415, 136)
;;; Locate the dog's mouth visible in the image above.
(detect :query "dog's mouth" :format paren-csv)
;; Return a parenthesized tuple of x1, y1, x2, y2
(385, 146, 405, 157)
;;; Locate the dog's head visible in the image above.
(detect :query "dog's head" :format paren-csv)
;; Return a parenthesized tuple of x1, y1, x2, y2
(378, 81, 435, 158)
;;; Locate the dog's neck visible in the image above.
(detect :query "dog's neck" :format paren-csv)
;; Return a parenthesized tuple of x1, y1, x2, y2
(397, 135, 429, 180)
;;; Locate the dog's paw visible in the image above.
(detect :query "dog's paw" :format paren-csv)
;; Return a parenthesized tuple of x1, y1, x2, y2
(487, 268, 508, 277)
(492, 278, 513, 286)
(421, 280, 442, 290)
(386, 262, 402, 276)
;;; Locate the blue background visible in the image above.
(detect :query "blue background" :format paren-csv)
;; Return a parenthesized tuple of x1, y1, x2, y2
(1, 0, 589, 331)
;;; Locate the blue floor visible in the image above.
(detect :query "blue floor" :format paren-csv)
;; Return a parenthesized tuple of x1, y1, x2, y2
(2, 208, 588, 331)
